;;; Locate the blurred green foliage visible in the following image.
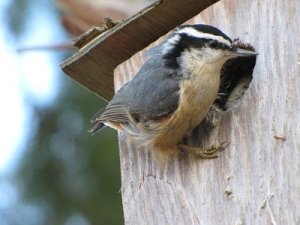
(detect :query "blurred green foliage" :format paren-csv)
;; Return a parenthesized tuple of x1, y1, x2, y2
(17, 77, 122, 225)
(4, 0, 123, 224)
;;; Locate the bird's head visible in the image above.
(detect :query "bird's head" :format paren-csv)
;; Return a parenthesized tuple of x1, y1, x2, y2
(161, 24, 257, 69)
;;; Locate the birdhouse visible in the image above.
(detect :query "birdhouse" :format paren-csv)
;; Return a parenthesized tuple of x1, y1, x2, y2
(61, 0, 300, 224)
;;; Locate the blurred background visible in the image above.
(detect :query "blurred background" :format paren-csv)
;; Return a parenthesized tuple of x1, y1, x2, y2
(0, 0, 153, 224)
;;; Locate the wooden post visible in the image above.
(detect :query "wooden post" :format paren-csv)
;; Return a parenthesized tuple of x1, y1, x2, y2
(61, 0, 300, 224)
(114, 0, 300, 224)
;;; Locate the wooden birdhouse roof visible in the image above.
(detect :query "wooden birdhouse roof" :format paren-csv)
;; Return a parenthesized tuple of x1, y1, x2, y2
(61, 0, 219, 101)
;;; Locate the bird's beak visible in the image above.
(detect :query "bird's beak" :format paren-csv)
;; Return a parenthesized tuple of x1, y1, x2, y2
(232, 48, 258, 57)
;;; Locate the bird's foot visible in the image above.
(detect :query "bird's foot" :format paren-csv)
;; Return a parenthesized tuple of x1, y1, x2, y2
(178, 142, 229, 158)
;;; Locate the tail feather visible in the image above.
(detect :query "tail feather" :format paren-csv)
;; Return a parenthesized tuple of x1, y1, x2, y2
(88, 120, 106, 135)
(90, 108, 105, 122)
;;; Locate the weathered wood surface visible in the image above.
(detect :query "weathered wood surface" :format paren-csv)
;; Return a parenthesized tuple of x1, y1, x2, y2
(115, 0, 300, 224)
(61, 0, 219, 101)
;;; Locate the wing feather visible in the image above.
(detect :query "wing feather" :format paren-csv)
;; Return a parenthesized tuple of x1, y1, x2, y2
(90, 55, 181, 133)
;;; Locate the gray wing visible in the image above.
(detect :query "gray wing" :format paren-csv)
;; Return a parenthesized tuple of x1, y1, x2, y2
(89, 55, 181, 133)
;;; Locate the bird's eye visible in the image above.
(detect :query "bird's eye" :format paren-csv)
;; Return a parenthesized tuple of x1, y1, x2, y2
(208, 40, 218, 48)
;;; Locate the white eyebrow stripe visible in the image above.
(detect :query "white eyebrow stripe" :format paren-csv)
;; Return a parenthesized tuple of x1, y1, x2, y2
(162, 34, 181, 54)
(178, 27, 232, 47)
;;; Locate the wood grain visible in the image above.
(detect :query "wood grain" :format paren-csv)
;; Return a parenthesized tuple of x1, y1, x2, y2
(115, 0, 300, 224)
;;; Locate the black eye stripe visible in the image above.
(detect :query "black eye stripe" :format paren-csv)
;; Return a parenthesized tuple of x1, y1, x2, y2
(206, 39, 231, 50)
(162, 33, 232, 69)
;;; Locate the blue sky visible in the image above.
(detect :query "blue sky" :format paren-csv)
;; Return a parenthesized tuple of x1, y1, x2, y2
(0, 0, 66, 174)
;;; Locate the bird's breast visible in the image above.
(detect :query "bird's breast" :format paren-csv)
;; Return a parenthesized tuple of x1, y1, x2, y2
(176, 66, 221, 128)
(152, 65, 221, 150)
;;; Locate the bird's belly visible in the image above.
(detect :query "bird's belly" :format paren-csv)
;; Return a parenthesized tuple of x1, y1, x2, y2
(153, 76, 220, 151)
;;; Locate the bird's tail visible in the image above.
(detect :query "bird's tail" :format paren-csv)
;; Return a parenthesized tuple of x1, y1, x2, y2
(88, 120, 106, 135)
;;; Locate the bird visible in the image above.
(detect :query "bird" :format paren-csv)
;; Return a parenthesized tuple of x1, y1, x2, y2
(89, 24, 257, 161)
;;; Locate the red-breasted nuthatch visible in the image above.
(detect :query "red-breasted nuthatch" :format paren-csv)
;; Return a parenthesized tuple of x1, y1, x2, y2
(89, 24, 257, 161)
